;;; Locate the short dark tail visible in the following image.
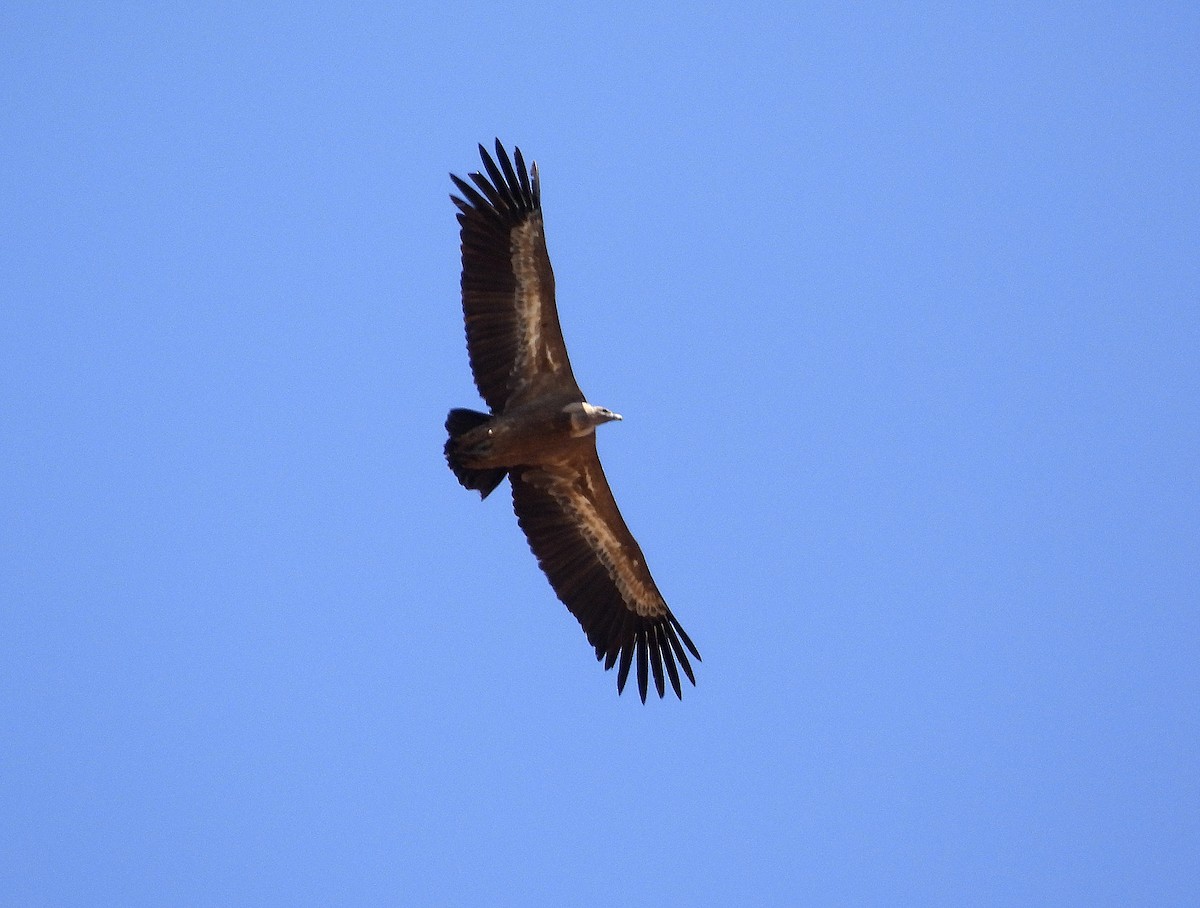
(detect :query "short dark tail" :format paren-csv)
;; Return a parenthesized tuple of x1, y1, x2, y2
(444, 408, 507, 500)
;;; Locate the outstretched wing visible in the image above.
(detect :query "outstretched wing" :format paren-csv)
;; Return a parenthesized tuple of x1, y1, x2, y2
(450, 140, 582, 412)
(510, 441, 701, 702)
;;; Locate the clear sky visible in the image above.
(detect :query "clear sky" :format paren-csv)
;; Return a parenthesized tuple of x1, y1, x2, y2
(3, 4, 1198, 905)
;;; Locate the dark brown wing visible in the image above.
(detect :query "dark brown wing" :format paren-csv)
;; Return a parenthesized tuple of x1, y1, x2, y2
(450, 140, 582, 413)
(510, 440, 701, 702)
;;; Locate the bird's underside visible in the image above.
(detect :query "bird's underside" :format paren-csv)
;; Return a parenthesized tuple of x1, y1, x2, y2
(444, 140, 700, 702)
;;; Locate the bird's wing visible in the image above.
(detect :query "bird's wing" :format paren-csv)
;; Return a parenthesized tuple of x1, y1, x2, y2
(451, 140, 582, 412)
(510, 440, 701, 701)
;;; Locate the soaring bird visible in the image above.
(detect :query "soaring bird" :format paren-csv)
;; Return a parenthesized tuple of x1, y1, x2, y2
(444, 140, 701, 702)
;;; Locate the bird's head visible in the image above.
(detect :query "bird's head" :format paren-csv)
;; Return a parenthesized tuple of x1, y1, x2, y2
(584, 403, 623, 425)
(565, 401, 623, 436)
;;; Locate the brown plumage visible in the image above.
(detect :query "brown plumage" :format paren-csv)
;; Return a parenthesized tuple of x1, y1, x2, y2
(444, 140, 701, 702)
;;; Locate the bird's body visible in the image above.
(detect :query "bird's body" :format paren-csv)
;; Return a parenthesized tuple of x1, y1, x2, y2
(444, 140, 700, 701)
(450, 395, 598, 473)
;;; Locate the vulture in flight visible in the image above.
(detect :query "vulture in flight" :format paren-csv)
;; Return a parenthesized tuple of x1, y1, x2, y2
(444, 140, 701, 702)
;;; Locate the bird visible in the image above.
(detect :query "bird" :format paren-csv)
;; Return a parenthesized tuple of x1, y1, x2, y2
(444, 140, 701, 702)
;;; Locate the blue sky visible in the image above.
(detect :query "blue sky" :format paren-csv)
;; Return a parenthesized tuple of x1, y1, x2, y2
(3, 3, 1198, 905)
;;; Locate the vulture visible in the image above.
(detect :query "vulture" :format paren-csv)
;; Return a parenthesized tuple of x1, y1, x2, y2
(444, 140, 701, 702)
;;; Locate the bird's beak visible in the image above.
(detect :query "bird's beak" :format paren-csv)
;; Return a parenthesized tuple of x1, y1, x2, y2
(611, 412, 623, 422)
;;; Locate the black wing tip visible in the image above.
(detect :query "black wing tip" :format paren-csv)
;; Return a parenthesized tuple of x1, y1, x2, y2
(450, 140, 539, 219)
(486, 138, 521, 169)
(605, 618, 699, 703)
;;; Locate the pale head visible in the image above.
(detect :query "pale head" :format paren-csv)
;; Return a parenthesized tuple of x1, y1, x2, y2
(563, 401, 623, 437)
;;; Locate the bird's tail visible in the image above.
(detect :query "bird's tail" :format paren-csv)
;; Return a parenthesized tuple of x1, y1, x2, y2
(444, 408, 507, 499)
